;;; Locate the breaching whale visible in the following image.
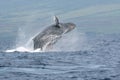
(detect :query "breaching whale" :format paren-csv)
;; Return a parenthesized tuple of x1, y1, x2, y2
(33, 16, 76, 51)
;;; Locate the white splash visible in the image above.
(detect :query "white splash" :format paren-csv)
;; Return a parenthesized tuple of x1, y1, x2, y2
(5, 47, 44, 53)
(52, 28, 87, 51)
(6, 47, 30, 52)
(6, 28, 87, 52)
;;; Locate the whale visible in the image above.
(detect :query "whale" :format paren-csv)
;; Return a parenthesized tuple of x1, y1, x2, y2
(33, 16, 76, 51)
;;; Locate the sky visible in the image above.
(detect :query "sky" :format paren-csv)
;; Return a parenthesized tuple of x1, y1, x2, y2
(0, 0, 120, 38)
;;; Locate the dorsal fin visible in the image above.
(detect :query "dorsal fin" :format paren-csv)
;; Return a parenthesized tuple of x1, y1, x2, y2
(54, 16, 60, 28)
(54, 16, 59, 25)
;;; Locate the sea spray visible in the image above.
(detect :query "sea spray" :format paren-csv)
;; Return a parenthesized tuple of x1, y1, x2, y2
(5, 17, 52, 52)
(6, 27, 87, 52)
(52, 28, 87, 51)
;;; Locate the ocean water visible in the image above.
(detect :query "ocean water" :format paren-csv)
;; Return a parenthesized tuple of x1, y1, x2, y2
(1, 0, 120, 80)
(0, 33, 120, 80)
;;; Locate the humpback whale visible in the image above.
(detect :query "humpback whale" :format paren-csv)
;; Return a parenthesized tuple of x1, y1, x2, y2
(33, 16, 76, 51)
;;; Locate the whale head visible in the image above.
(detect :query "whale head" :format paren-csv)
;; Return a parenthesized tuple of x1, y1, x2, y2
(54, 16, 76, 34)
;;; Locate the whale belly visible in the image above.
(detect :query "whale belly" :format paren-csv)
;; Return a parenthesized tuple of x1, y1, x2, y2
(33, 34, 61, 51)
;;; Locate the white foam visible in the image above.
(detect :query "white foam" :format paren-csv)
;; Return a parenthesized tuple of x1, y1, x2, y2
(6, 30, 87, 52)
(5, 47, 43, 53)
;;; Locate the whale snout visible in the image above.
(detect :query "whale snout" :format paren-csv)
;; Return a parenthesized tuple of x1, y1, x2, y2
(69, 23, 76, 30)
(64, 23, 76, 33)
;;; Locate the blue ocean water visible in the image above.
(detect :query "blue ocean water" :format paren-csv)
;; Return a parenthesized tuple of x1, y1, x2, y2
(0, 33, 120, 80)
